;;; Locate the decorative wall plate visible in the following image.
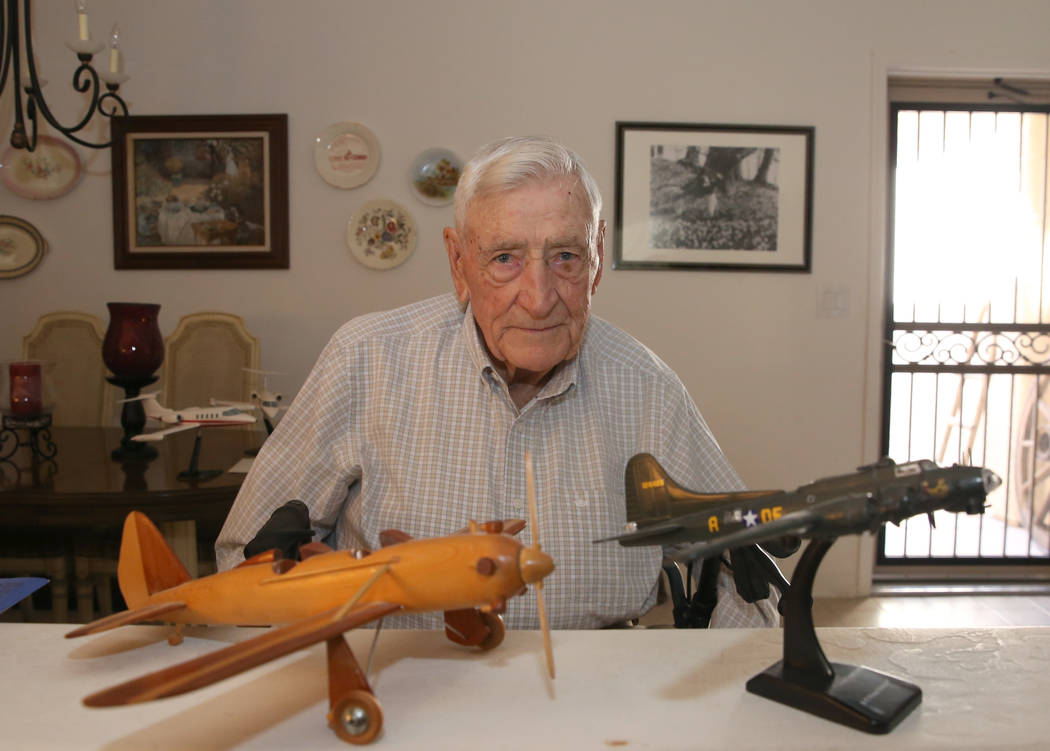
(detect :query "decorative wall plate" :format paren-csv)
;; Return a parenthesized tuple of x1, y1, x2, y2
(0, 135, 82, 200)
(314, 121, 380, 189)
(346, 199, 416, 270)
(408, 147, 463, 206)
(0, 215, 47, 278)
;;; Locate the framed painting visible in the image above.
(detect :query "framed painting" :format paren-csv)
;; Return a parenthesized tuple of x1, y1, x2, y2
(614, 121, 814, 272)
(112, 114, 289, 269)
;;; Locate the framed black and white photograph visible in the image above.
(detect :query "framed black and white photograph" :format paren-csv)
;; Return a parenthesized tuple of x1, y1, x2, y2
(111, 114, 289, 270)
(614, 121, 814, 272)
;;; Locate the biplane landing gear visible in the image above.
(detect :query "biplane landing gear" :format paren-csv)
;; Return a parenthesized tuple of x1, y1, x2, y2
(443, 608, 506, 650)
(330, 690, 382, 745)
(326, 635, 383, 745)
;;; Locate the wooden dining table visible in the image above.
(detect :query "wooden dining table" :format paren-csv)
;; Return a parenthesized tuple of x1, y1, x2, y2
(0, 425, 256, 618)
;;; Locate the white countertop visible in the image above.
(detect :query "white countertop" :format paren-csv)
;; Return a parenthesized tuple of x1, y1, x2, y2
(2, 622, 1047, 750)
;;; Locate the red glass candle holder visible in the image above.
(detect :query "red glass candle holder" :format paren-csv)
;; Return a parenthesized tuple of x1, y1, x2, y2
(102, 302, 164, 379)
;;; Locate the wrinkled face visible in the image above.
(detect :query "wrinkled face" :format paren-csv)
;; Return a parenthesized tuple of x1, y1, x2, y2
(444, 179, 604, 386)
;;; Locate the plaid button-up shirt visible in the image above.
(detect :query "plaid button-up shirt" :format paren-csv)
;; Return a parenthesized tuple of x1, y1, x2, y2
(216, 294, 776, 629)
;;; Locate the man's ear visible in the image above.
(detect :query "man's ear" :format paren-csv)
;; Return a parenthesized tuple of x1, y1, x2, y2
(444, 227, 470, 303)
(591, 219, 606, 295)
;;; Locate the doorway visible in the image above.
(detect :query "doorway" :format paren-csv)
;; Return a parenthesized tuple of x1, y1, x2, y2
(879, 78, 1050, 580)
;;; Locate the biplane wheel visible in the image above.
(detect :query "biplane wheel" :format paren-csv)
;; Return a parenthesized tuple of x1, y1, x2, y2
(329, 689, 383, 745)
(478, 611, 505, 651)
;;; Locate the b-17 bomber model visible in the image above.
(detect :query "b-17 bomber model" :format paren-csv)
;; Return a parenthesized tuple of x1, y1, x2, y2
(597, 454, 1000, 562)
(598, 453, 1002, 734)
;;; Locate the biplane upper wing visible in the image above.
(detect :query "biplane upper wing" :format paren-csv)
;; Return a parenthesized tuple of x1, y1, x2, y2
(451, 519, 527, 536)
(83, 601, 402, 707)
(65, 601, 189, 639)
(380, 519, 527, 548)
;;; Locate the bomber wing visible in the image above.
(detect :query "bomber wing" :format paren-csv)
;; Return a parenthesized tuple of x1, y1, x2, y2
(82, 601, 402, 706)
(666, 509, 820, 562)
(593, 518, 685, 545)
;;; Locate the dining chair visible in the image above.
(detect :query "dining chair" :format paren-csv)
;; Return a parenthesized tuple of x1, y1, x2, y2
(21, 310, 116, 426)
(154, 311, 261, 583)
(158, 311, 261, 414)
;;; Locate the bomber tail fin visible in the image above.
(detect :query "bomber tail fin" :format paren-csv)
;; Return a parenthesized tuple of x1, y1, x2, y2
(117, 511, 192, 609)
(624, 453, 680, 525)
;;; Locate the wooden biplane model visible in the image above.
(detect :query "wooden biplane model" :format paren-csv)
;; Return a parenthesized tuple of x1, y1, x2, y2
(66, 454, 555, 745)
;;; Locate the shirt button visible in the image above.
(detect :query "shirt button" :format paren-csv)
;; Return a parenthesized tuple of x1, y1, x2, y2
(574, 497, 589, 508)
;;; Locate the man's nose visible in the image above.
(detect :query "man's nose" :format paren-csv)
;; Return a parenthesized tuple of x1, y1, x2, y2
(517, 257, 559, 315)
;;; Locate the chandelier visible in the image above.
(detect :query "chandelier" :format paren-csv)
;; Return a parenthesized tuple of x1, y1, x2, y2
(1, 0, 129, 151)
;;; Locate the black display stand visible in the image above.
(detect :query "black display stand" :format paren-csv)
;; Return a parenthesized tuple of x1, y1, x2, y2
(745, 538, 922, 734)
(177, 429, 222, 482)
(108, 375, 159, 461)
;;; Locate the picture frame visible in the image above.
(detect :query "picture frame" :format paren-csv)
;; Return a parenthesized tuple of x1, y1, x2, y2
(111, 114, 289, 269)
(614, 121, 814, 272)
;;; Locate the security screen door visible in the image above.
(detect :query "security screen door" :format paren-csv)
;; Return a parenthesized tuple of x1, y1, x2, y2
(880, 78, 1050, 579)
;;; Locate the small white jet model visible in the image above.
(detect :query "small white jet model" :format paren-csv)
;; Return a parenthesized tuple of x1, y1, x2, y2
(126, 392, 256, 442)
(210, 368, 286, 433)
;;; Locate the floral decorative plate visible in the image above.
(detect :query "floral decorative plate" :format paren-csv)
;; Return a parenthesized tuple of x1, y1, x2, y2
(314, 121, 380, 189)
(0, 135, 82, 200)
(0, 215, 47, 278)
(408, 147, 463, 206)
(346, 199, 416, 270)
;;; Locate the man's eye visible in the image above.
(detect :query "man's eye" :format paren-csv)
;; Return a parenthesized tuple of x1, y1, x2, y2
(495, 253, 514, 264)
(558, 251, 578, 262)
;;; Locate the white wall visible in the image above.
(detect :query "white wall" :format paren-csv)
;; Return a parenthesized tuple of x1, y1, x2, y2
(4, 0, 1050, 595)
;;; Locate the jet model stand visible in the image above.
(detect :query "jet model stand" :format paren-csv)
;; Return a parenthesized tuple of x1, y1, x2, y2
(177, 427, 223, 482)
(745, 536, 920, 733)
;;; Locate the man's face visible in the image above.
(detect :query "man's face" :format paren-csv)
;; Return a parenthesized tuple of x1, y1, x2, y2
(444, 179, 604, 386)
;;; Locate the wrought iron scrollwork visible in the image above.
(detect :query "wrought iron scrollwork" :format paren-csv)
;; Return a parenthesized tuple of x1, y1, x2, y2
(892, 325, 1050, 372)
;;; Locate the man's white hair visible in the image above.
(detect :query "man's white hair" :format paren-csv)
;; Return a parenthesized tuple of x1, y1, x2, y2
(454, 135, 603, 242)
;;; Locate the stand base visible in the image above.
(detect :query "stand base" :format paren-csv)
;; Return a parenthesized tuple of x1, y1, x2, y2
(111, 441, 158, 461)
(746, 660, 921, 734)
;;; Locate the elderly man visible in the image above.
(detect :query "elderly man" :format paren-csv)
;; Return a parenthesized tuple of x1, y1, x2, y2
(216, 135, 776, 629)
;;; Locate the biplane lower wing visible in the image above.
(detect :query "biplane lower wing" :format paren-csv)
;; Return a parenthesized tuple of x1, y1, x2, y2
(65, 601, 189, 639)
(83, 601, 402, 707)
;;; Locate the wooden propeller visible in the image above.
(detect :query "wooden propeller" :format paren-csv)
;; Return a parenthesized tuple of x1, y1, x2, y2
(525, 450, 555, 680)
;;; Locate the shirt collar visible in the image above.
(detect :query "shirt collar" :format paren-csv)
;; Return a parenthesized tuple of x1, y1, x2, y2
(459, 302, 579, 401)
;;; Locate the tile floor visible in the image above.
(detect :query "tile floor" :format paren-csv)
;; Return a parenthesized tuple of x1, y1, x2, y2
(639, 592, 1050, 628)
(812, 593, 1050, 628)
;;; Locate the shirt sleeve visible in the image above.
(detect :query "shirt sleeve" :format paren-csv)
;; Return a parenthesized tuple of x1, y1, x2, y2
(215, 331, 361, 570)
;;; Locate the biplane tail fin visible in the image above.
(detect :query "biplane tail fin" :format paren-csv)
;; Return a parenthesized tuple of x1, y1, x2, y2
(624, 453, 679, 524)
(117, 511, 192, 609)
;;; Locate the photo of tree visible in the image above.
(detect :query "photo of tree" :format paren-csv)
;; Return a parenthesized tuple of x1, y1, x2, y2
(648, 144, 780, 251)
